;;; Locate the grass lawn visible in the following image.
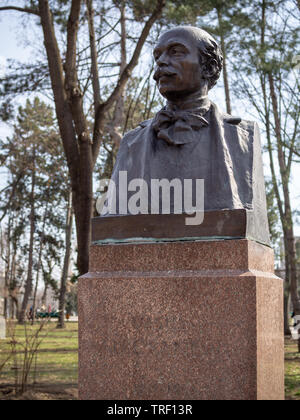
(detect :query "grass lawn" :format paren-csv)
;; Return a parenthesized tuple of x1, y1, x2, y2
(285, 338, 300, 400)
(0, 321, 299, 400)
(0, 321, 78, 400)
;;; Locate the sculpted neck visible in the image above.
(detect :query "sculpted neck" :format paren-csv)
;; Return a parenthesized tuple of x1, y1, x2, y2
(166, 89, 210, 112)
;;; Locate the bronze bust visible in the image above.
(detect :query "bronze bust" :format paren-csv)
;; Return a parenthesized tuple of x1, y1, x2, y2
(101, 26, 270, 246)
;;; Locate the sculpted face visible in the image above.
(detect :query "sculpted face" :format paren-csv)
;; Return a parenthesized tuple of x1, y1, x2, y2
(153, 28, 205, 101)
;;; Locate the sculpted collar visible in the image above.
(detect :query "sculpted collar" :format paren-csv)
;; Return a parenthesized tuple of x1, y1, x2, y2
(152, 96, 211, 146)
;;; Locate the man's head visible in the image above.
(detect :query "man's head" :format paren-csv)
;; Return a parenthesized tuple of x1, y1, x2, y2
(153, 26, 223, 101)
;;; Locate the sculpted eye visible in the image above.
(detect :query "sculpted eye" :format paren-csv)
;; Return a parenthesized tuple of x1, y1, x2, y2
(170, 46, 185, 56)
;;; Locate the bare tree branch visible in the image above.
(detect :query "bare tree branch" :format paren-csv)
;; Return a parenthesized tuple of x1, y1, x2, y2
(92, 0, 166, 161)
(104, 0, 165, 110)
(64, 0, 91, 145)
(85, 0, 101, 107)
(0, 171, 25, 223)
(38, 0, 79, 173)
(0, 6, 40, 16)
(107, 0, 127, 147)
(65, 0, 82, 92)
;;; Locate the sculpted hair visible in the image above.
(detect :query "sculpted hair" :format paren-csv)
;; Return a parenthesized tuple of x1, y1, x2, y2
(197, 35, 223, 90)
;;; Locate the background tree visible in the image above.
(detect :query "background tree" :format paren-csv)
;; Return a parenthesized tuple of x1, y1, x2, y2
(57, 190, 73, 329)
(0, 98, 70, 323)
(0, 0, 220, 275)
(0, 0, 168, 275)
(230, 0, 300, 343)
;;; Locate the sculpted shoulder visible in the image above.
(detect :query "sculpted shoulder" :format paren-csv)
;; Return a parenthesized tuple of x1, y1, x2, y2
(220, 112, 258, 149)
(214, 107, 258, 154)
(121, 119, 153, 148)
(222, 112, 256, 134)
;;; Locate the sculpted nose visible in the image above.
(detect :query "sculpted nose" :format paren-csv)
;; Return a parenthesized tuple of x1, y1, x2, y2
(156, 51, 169, 66)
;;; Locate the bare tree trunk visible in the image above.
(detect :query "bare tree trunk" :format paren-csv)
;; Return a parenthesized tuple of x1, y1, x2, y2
(284, 288, 291, 335)
(32, 268, 40, 323)
(31, 206, 48, 324)
(19, 147, 36, 324)
(108, 1, 127, 147)
(216, 7, 232, 115)
(57, 191, 73, 329)
(11, 296, 19, 320)
(284, 253, 292, 335)
(37, 0, 165, 276)
(42, 282, 48, 307)
(72, 164, 93, 276)
(0, 1, 166, 276)
(4, 215, 12, 319)
(8, 245, 18, 320)
(11, 298, 14, 319)
(258, 0, 294, 338)
(38, 0, 90, 276)
(268, 73, 300, 350)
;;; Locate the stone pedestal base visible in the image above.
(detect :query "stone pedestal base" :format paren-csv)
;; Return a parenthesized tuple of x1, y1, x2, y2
(78, 239, 284, 400)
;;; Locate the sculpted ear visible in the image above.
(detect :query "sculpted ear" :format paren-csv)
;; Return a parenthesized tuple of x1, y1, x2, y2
(201, 58, 218, 81)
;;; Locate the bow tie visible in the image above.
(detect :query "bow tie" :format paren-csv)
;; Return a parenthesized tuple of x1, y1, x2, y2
(152, 105, 210, 146)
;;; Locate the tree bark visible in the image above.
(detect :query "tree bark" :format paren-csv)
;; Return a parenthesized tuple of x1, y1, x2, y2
(85, 0, 101, 106)
(0, 6, 39, 16)
(57, 191, 73, 329)
(38, 0, 91, 275)
(31, 204, 48, 324)
(42, 282, 48, 307)
(92, 0, 166, 162)
(268, 73, 300, 328)
(9, 238, 18, 319)
(19, 147, 36, 324)
(284, 252, 292, 335)
(36, 0, 165, 275)
(4, 214, 12, 319)
(216, 7, 232, 115)
(259, 0, 294, 337)
(108, 1, 128, 147)
(284, 283, 291, 335)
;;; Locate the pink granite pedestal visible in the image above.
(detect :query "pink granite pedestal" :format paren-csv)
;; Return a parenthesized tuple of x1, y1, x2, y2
(78, 239, 284, 400)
